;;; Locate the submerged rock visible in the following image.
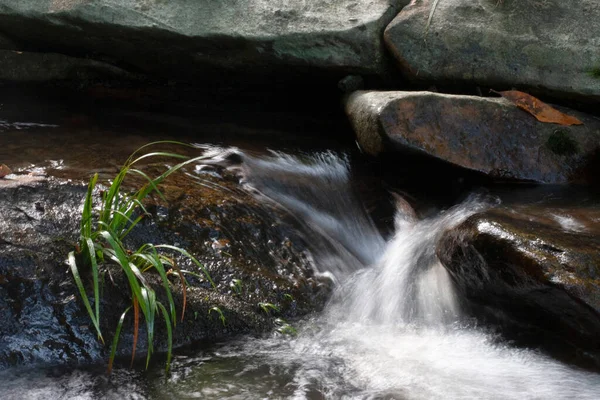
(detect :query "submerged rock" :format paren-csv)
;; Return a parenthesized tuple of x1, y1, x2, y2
(0, 0, 408, 83)
(384, 0, 600, 102)
(0, 172, 329, 369)
(438, 205, 600, 369)
(344, 90, 600, 183)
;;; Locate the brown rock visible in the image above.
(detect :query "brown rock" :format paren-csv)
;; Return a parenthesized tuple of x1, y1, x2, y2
(438, 205, 600, 368)
(0, 164, 12, 178)
(344, 91, 600, 183)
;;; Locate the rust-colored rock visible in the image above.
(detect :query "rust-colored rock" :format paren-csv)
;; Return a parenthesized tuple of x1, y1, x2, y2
(0, 164, 11, 178)
(344, 91, 600, 183)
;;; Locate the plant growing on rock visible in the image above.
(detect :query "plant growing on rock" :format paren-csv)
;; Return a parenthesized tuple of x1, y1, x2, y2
(68, 141, 215, 373)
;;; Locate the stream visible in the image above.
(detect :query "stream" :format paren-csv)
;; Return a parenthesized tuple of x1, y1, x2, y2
(1, 92, 600, 399)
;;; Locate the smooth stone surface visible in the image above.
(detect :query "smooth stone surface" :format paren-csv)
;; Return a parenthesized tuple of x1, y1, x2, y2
(0, 0, 408, 82)
(384, 0, 600, 102)
(344, 90, 600, 183)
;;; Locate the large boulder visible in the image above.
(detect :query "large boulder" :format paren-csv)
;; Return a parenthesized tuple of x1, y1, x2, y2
(438, 205, 600, 368)
(0, 170, 329, 369)
(384, 0, 600, 103)
(344, 90, 600, 183)
(0, 0, 408, 83)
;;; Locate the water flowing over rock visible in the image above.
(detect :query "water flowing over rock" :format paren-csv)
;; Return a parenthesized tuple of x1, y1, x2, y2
(0, 0, 408, 83)
(438, 205, 600, 368)
(384, 0, 600, 103)
(344, 90, 600, 183)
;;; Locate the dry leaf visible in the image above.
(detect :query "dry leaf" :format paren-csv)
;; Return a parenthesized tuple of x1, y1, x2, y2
(0, 164, 12, 178)
(494, 90, 583, 126)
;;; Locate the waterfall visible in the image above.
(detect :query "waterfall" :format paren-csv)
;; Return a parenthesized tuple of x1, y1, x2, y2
(191, 147, 600, 399)
(196, 146, 488, 327)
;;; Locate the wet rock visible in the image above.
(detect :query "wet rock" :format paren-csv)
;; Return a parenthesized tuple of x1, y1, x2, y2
(438, 205, 600, 368)
(0, 0, 408, 83)
(0, 172, 328, 369)
(344, 90, 600, 183)
(384, 0, 600, 103)
(0, 163, 11, 177)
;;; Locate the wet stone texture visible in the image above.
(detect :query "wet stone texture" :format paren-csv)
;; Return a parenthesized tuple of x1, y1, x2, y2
(438, 205, 600, 369)
(0, 171, 330, 369)
(345, 91, 600, 184)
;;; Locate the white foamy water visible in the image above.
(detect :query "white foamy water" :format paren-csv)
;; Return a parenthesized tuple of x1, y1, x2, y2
(187, 149, 600, 399)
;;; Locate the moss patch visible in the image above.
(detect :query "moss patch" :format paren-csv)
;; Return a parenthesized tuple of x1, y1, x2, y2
(546, 130, 578, 156)
(588, 67, 600, 80)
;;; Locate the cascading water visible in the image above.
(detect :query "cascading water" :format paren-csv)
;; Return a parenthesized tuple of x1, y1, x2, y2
(5, 148, 599, 399)
(182, 148, 600, 399)
(197, 146, 488, 327)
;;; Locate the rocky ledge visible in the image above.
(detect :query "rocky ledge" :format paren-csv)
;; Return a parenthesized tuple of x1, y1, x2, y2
(0, 170, 330, 369)
(0, 0, 408, 83)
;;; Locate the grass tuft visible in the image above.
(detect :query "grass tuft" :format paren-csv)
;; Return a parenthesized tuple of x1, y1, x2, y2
(69, 141, 216, 373)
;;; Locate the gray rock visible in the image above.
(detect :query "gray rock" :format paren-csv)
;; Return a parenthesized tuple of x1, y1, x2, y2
(384, 0, 600, 102)
(0, 0, 409, 82)
(344, 90, 600, 183)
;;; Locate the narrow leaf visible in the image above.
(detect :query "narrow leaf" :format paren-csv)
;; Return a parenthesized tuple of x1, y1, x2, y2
(131, 296, 140, 368)
(157, 302, 173, 374)
(108, 306, 131, 374)
(68, 251, 104, 344)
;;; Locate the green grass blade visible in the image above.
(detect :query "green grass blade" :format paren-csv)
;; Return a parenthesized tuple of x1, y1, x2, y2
(68, 251, 104, 344)
(98, 230, 149, 318)
(108, 306, 131, 374)
(99, 169, 129, 226)
(126, 141, 195, 163)
(81, 173, 98, 239)
(83, 237, 101, 339)
(128, 168, 167, 202)
(132, 249, 177, 326)
(159, 254, 186, 322)
(141, 287, 157, 369)
(130, 151, 190, 166)
(155, 245, 215, 288)
(157, 301, 173, 373)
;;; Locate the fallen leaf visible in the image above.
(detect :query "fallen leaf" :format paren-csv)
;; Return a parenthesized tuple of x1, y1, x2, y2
(0, 164, 12, 178)
(493, 90, 583, 126)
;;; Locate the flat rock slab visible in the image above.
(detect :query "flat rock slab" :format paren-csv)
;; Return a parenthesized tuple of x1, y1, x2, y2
(0, 0, 407, 81)
(345, 90, 600, 183)
(384, 0, 600, 102)
(438, 205, 600, 368)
